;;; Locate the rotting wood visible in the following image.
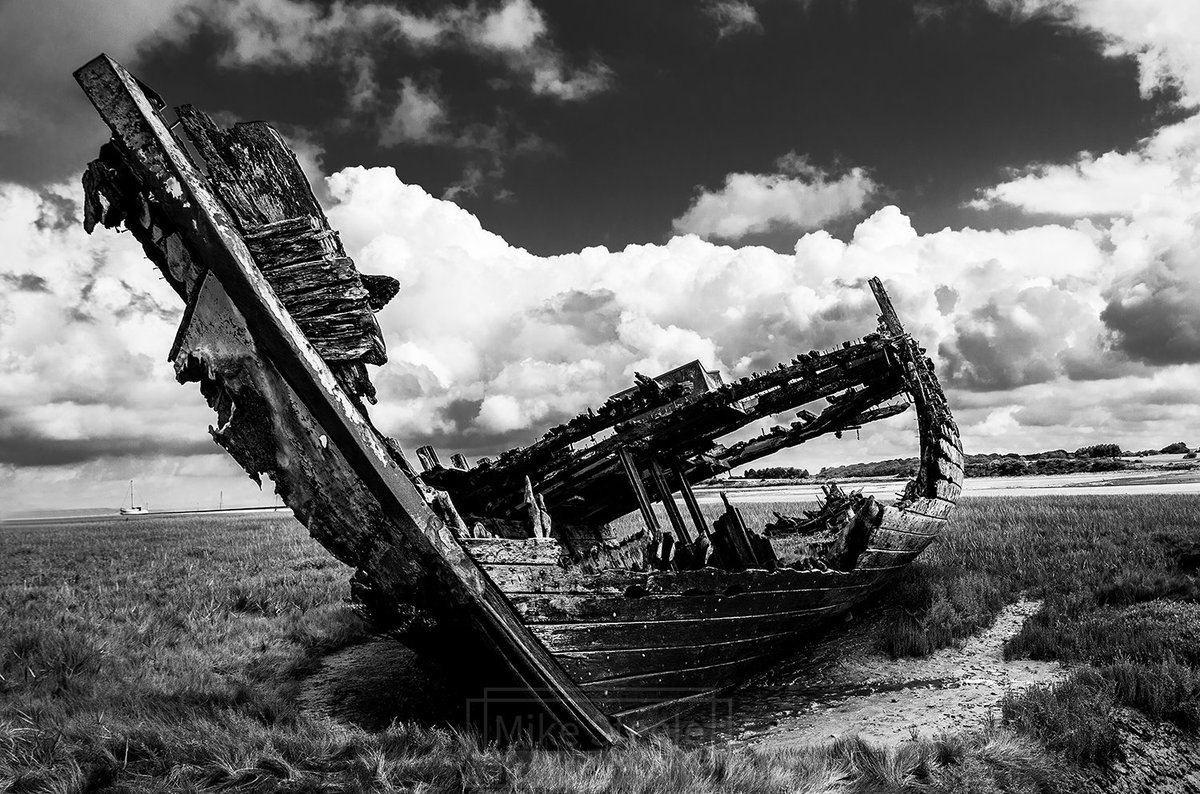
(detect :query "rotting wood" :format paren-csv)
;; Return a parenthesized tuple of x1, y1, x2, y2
(76, 54, 622, 748)
(75, 53, 964, 736)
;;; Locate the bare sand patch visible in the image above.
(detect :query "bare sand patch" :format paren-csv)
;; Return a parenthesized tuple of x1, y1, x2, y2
(729, 600, 1064, 748)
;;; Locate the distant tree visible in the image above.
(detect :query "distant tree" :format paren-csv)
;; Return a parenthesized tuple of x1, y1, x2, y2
(1160, 441, 1191, 454)
(1075, 443, 1123, 458)
(1184, 451, 1197, 460)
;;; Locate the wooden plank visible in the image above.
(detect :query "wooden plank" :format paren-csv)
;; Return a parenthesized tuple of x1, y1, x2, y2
(530, 602, 849, 652)
(865, 526, 940, 552)
(75, 55, 621, 748)
(673, 464, 711, 541)
(649, 458, 692, 545)
(508, 584, 870, 624)
(553, 627, 807, 682)
(713, 492, 759, 570)
(463, 537, 566, 566)
(479, 560, 885, 597)
(617, 446, 659, 534)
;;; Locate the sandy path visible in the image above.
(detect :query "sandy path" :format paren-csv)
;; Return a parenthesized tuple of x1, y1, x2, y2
(729, 600, 1064, 747)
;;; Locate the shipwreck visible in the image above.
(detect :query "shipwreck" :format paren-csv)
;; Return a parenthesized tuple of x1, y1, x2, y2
(76, 55, 964, 747)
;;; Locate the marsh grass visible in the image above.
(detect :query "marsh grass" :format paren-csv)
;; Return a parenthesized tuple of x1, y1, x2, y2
(4, 496, 1197, 790)
(872, 495, 1200, 767)
(2, 509, 1082, 793)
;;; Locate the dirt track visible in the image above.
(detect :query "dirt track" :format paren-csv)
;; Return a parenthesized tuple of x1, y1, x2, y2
(723, 600, 1065, 747)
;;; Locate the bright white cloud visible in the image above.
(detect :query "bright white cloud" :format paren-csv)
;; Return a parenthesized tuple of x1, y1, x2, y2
(315, 166, 1197, 471)
(973, 0, 1200, 375)
(672, 154, 878, 241)
(3, 163, 1198, 512)
(0, 180, 217, 473)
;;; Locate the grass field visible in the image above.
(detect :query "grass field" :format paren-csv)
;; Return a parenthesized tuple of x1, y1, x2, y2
(2, 495, 1198, 791)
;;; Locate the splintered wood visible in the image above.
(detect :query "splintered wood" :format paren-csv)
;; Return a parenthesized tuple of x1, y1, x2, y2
(75, 53, 964, 740)
(76, 54, 622, 748)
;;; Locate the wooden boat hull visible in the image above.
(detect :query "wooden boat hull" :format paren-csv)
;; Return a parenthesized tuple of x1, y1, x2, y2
(464, 494, 955, 727)
(75, 54, 963, 743)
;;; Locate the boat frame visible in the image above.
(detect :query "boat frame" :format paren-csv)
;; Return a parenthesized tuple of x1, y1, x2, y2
(75, 54, 962, 747)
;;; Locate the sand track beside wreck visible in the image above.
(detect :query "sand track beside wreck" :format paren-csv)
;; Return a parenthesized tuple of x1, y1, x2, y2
(727, 600, 1064, 747)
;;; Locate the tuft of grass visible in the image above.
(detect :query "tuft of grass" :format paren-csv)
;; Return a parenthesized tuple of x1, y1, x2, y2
(1002, 670, 1121, 768)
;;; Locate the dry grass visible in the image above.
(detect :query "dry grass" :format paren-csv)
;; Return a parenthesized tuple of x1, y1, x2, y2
(0, 508, 1083, 793)
(8, 494, 1199, 790)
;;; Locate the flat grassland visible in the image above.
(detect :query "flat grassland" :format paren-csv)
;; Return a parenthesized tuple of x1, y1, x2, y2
(2, 495, 1198, 792)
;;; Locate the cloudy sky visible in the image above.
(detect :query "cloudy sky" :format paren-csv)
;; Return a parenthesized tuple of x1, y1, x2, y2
(1, 0, 1199, 514)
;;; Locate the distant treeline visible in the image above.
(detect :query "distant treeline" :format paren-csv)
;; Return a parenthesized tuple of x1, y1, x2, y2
(742, 466, 811, 479)
(739, 441, 1195, 480)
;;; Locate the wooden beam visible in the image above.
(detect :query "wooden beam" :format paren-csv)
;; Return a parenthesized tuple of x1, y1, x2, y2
(416, 445, 440, 472)
(75, 54, 621, 748)
(673, 464, 710, 542)
(616, 446, 659, 535)
(648, 458, 693, 545)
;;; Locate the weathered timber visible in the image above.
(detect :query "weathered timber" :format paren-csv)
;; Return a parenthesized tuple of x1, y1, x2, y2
(616, 447, 660, 535)
(76, 54, 963, 736)
(174, 104, 397, 402)
(711, 493, 760, 571)
(423, 341, 910, 530)
(76, 54, 621, 747)
(415, 445, 440, 472)
(648, 459, 693, 545)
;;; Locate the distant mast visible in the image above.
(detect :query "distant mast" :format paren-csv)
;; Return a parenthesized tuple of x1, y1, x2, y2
(119, 479, 150, 516)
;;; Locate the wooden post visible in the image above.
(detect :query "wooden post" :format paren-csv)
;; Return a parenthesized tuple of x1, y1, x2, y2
(450, 453, 470, 470)
(416, 445, 440, 472)
(673, 465, 710, 541)
(648, 459, 693, 545)
(716, 492, 759, 570)
(617, 447, 659, 535)
(869, 277, 905, 337)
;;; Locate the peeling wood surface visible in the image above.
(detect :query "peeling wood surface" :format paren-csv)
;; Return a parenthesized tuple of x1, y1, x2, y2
(76, 54, 621, 747)
(75, 54, 963, 738)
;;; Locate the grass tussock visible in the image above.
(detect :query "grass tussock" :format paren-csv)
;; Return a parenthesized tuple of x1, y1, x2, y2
(1001, 671, 1121, 767)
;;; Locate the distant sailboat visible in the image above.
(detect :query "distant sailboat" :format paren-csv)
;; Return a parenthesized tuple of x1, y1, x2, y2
(119, 480, 150, 516)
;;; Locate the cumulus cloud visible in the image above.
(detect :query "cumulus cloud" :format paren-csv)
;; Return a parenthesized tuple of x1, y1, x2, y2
(0, 180, 219, 474)
(3, 162, 1198, 510)
(972, 0, 1200, 380)
(672, 153, 878, 241)
(1101, 255, 1200, 364)
(310, 166, 1192, 466)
